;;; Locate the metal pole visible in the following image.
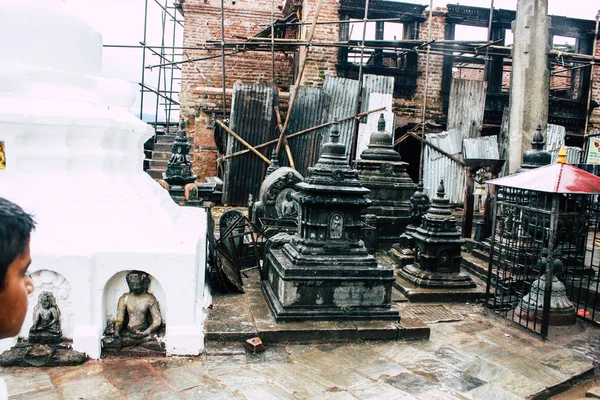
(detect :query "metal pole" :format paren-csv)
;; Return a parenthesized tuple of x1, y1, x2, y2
(154, 0, 168, 129)
(140, 0, 149, 120)
(168, 0, 179, 127)
(349, 0, 370, 162)
(221, 0, 227, 119)
(271, 0, 275, 83)
(419, 0, 434, 180)
(582, 10, 600, 162)
(484, 0, 495, 77)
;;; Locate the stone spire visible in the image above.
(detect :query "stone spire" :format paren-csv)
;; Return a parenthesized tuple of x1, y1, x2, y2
(519, 125, 551, 171)
(409, 180, 430, 227)
(265, 148, 280, 177)
(163, 119, 197, 185)
(360, 114, 402, 161)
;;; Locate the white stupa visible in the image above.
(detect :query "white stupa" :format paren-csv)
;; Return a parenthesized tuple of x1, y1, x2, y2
(0, 0, 210, 358)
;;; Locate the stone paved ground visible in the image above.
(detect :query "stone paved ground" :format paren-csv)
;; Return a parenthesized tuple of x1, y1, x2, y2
(1, 303, 597, 400)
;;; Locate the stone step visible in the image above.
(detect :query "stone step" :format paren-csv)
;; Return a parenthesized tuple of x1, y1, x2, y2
(150, 151, 172, 160)
(146, 169, 164, 180)
(156, 134, 194, 144)
(587, 386, 600, 398)
(149, 159, 168, 169)
(153, 143, 174, 152)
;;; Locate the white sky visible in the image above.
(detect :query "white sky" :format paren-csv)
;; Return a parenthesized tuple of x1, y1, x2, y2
(64, 0, 600, 119)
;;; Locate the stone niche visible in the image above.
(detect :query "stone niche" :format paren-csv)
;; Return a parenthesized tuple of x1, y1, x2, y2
(262, 122, 399, 321)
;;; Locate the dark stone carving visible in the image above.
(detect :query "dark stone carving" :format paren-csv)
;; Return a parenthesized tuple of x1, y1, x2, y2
(355, 114, 416, 248)
(163, 119, 197, 186)
(265, 149, 281, 177)
(102, 271, 165, 355)
(0, 291, 86, 367)
(251, 164, 303, 233)
(519, 125, 552, 171)
(398, 180, 476, 289)
(262, 121, 399, 321)
(29, 292, 61, 344)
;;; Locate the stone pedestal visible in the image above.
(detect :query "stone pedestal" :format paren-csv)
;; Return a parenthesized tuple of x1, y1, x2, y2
(262, 122, 399, 321)
(396, 180, 484, 302)
(356, 114, 416, 248)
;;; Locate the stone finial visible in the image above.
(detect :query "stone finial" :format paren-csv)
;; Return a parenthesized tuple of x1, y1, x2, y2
(436, 179, 445, 198)
(265, 148, 280, 177)
(532, 125, 545, 150)
(329, 120, 340, 143)
(557, 145, 567, 164)
(377, 113, 386, 131)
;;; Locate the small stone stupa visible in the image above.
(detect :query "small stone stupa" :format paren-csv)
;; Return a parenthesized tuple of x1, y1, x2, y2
(262, 121, 399, 321)
(518, 125, 551, 172)
(355, 114, 416, 248)
(396, 180, 483, 301)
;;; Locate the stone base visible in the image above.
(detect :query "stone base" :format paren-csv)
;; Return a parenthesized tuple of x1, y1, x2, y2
(399, 264, 476, 289)
(388, 246, 414, 268)
(0, 342, 86, 367)
(394, 271, 485, 303)
(262, 248, 399, 322)
(28, 332, 62, 345)
(516, 306, 577, 326)
(262, 281, 400, 322)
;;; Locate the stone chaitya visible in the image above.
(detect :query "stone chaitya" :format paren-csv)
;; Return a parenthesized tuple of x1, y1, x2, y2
(397, 179, 479, 299)
(355, 114, 416, 248)
(518, 125, 551, 172)
(163, 119, 198, 202)
(389, 180, 430, 265)
(261, 121, 399, 321)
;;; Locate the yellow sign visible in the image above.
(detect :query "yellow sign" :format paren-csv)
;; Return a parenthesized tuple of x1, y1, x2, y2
(0, 142, 5, 170)
(586, 138, 600, 164)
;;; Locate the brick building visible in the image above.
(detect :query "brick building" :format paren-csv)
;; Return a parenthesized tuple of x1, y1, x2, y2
(178, 0, 600, 181)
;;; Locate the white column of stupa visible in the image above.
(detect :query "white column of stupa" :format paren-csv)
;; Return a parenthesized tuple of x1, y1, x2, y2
(0, 0, 211, 359)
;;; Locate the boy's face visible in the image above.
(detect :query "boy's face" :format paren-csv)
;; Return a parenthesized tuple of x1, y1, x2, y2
(0, 240, 34, 339)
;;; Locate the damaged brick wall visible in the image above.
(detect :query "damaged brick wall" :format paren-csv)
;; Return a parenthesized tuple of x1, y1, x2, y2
(589, 41, 600, 132)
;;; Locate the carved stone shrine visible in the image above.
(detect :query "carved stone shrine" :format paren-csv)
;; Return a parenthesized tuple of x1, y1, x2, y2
(251, 160, 303, 235)
(261, 121, 399, 321)
(355, 114, 416, 248)
(389, 180, 430, 266)
(163, 119, 197, 202)
(396, 180, 483, 301)
(0, 291, 86, 367)
(518, 125, 552, 172)
(102, 271, 165, 356)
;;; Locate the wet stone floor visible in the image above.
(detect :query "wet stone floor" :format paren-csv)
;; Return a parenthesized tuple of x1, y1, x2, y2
(1, 303, 597, 400)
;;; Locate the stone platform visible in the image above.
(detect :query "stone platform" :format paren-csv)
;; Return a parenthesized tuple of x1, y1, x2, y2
(205, 269, 430, 343)
(394, 270, 487, 303)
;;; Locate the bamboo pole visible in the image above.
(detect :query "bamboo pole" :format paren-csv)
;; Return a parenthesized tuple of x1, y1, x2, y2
(275, 106, 296, 169)
(216, 120, 271, 164)
(275, 0, 324, 157)
(223, 107, 386, 160)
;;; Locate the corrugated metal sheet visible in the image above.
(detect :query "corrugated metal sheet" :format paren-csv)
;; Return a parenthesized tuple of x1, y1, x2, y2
(223, 83, 277, 205)
(546, 124, 566, 152)
(423, 130, 466, 205)
(285, 86, 324, 177)
(545, 124, 582, 164)
(463, 136, 500, 159)
(356, 93, 394, 159)
(447, 79, 488, 139)
(360, 74, 394, 113)
(320, 75, 360, 159)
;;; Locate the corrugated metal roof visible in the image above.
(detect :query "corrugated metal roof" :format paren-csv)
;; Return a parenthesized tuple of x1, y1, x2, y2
(423, 130, 465, 204)
(223, 83, 277, 205)
(463, 135, 500, 159)
(285, 85, 324, 177)
(546, 124, 566, 152)
(321, 75, 359, 159)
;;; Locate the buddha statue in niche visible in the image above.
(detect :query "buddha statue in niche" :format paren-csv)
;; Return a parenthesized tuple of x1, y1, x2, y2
(102, 271, 164, 352)
(29, 291, 62, 343)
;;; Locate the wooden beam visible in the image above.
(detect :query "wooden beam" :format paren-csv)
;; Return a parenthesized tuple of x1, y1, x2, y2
(406, 131, 466, 167)
(215, 120, 270, 164)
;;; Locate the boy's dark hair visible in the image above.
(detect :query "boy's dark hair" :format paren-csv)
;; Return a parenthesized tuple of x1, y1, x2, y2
(0, 198, 35, 289)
